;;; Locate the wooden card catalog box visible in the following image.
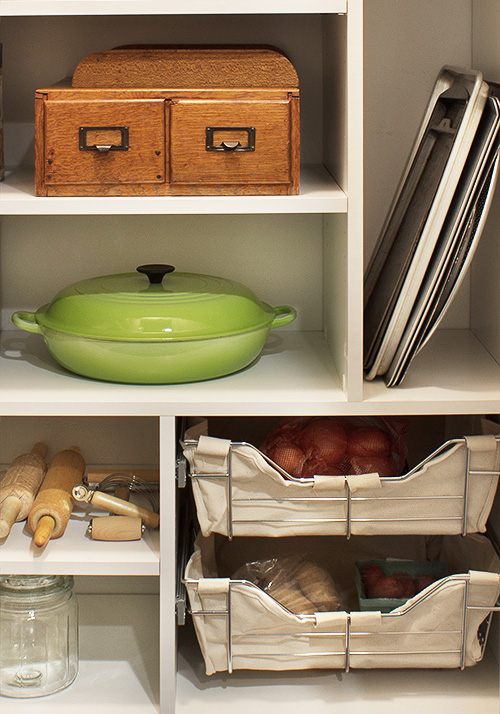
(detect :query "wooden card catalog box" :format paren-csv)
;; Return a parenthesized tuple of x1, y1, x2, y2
(35, 46, 300, 196)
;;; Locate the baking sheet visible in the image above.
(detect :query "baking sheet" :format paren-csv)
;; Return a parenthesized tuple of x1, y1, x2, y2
(364, 67, 489, 381)
(385, 93, 500, 386)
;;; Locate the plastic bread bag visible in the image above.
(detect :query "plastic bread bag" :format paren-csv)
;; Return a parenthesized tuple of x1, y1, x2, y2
(232, 553, 345, 614)
(260, 416, 409, 479)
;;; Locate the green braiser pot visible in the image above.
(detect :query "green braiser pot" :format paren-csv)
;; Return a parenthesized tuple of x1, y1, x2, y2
(12, 264, 296, 384)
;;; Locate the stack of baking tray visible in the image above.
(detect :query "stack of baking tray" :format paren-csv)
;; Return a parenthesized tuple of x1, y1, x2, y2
(364, 67, 500, 387)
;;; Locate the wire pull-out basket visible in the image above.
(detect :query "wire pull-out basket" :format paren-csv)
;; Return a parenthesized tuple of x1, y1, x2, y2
(182, 434, 499, 538)
(183, 533, 500, 675)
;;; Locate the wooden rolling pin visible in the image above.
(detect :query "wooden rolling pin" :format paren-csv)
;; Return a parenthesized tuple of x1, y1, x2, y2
(72, 484, 160, 528)
(28, 448, 86, 547)
(0, 442, 48, 538)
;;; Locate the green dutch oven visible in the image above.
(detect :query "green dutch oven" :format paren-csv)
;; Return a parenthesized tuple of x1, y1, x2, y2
(12, 264, 296, 384)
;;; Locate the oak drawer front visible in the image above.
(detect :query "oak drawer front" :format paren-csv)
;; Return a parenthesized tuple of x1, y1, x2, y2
(169, 99, 294, 186)
(42, 100, 165, 185)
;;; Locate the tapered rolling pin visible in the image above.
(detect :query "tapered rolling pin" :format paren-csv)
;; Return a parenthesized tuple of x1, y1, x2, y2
(72, 484, 160, 529)
(28, 448, 86, 547)
(0, 443, 48, 538)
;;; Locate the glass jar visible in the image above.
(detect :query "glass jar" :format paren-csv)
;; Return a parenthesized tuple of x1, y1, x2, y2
(0, 575, 78, 697)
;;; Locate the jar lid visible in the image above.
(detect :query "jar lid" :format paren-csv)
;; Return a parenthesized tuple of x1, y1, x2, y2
(35, 264, 277, 342)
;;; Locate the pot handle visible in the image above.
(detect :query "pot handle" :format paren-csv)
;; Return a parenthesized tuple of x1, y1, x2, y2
(12, 311, 42, 334)
(271, 306, 297, 329)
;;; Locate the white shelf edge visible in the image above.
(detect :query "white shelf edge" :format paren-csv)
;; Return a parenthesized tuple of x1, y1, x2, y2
(0, 165, 347, 215)
(0, 0, 347, 17)
(0, 515, 160, 576)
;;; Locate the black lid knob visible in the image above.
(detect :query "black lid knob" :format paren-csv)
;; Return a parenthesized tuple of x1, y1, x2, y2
(136, 264, 175, 285)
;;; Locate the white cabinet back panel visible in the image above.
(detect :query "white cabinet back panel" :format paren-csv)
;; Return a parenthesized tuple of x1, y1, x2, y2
(1, 14, 326, 167)
(362, 0, 473, 331)
(363, 0, 472, 262)
(0, 415, 159, 465)
(1, 214, 324, 333)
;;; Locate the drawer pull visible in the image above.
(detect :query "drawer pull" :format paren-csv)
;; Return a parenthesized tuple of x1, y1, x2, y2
(79, 125, 129, 152)
(206, 126, 256, 152)
(221, 140, 241, 150)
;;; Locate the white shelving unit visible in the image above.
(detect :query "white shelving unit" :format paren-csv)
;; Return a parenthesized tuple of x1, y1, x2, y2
(0, 0, 347, 16)
(0, 165, 348, 215)
(0, 2, 499, 713)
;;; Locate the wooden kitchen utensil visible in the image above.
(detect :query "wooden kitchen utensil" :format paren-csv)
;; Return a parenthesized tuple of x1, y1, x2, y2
(0, 442, 48, 538)
(28, 447, 86, 547)
(89, 515, 144, 541)
(72, 484, 160, 528)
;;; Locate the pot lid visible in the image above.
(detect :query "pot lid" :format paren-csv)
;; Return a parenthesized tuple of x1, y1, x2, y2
(36, 264, 277, 341)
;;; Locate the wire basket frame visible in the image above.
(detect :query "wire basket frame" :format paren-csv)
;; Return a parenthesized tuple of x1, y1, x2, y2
(183, 436, 500, 539)
(184, 573, 500, 674)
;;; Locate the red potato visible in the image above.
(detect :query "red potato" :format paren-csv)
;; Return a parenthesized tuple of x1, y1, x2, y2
(369, 575, 406, 599)
(415, 574, 438, 593)
(393, 573, 417, 598)
(363, 570, 439, 601)
(361, 564, 384, 592)
(348, 426, 392, 456)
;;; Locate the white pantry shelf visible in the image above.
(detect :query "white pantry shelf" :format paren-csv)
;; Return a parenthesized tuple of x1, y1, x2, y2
(0, 594, 160, 714)
(1, 328, 499, 416)
(363, 329, 500, 413)
(0, 0, 347, 16)
(0, 513, 160, 575)
(0, 165, 347, 216)
(0, 330, 347, 416)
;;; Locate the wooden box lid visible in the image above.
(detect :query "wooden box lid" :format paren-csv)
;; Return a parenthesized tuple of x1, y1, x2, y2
(72, 45, 299, 89)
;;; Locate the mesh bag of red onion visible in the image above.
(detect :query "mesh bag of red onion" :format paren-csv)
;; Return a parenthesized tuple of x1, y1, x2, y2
(260, 416, 409, 479)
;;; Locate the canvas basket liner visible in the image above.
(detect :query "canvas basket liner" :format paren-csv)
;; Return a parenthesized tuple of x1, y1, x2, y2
(184, 532, 500, 675)
(183, 434, 500, 538)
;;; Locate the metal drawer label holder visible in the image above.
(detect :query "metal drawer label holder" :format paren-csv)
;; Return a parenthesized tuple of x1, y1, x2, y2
(206, 126, 256, 152)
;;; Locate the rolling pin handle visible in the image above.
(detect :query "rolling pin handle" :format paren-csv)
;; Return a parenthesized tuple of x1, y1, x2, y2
(31, 442, 48, 459)
(0, 497, 23, 538)
(34, 515, 56, 547)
